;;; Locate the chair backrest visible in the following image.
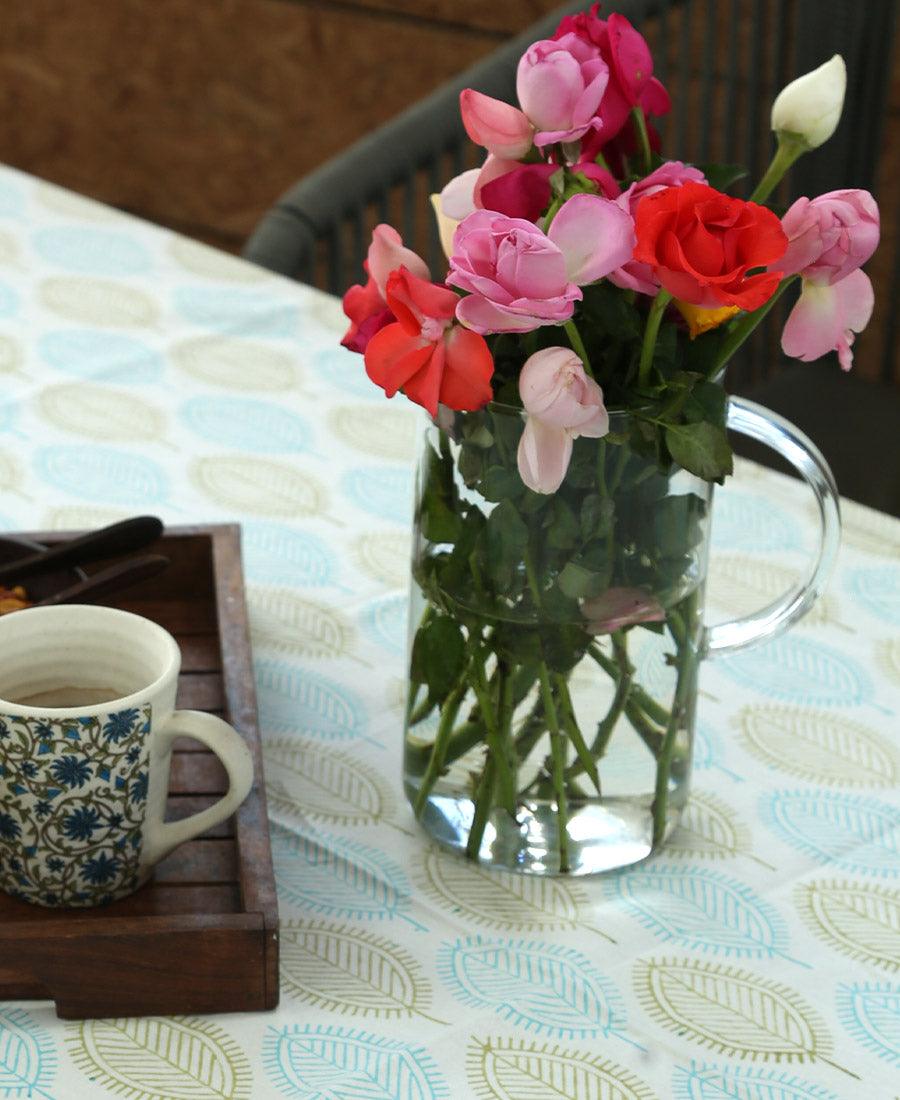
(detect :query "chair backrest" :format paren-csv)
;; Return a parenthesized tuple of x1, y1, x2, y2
(244, 0, 897, 385)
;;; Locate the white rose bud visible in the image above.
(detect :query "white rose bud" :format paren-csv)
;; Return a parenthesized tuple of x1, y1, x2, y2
(771, 54, 847, 150)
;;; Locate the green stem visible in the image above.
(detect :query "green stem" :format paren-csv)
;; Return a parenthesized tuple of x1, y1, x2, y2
(563, 319, 594, 377)
(593, 150, 612, 173)
(555, 674, 601, 795)
(412, 681, 467, 817)
(710, 276, 798, 378)
(651, 592, 699, 845)
(538, 663, 570, 872)
(631, 106, 652, 175)
(472, 650, 517, 815)
(589, 643, 671, 727)
(466, 757, 496, 860)
(637, 290, 672, 388)
(748, 134, 807, 204)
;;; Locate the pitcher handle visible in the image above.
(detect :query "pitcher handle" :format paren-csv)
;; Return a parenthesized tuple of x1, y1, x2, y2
(702, 396, 841, 660)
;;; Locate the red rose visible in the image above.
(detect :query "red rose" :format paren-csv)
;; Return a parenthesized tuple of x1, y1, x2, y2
(633, 182, 788, 310)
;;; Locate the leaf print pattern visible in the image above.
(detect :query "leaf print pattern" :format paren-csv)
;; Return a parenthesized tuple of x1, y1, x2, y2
(841, 507, 900, 557)
(844, 566, 900, 626)
(264, 738, 394, 827)
(66, 1016, 252, 1099)
(439, 937, 625, 1040)
(353, 531, 411, 589)
(38, 276, 160, 327)
(705, 554, 838, 628)
(608, 865, 796, 961)
(37, 383, 168, 445)
(666, 791, 771, 869)
(280, 921, 442, 1022)
(262, 1025, 448, 1100)
(709, 491, 801, 553)
(271, 824, 425, 929)
(635, 958, 836, 1066)
(467, 1036, 656, 1100)
(172, 335, 299, 391)
(38, 329, 164, 385)
(0, 449, 24, 498)
(736, 704, 897, 787)
(796, 880, 900, 973)
(0, 1005, 57, 1100)
(876, 638, 900, 687)
(190, 456, 324, 518)
(250, 587, 355, 661)
(242, 523, 337, 588)
(179, 396, 312, 454)
(762, 790, 899, 877)
(718, 635, 872, 707)
(671, 1060, 840, 1100)
(167, 236, 267, 282)
(360, 594, 407, 655)
(256, 661, 368, 741)
(329, 405, 418, 462)
(32, 226, 152, 276)
(0, 334, 23, 375)
(33, 445, 168, 505)
(419, 848, 598, 935)
(836, 982, 900, 1066)
(341, 467, 413, 525)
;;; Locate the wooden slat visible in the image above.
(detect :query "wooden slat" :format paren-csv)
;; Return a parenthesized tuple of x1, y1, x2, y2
(165, 795, 235, 837)
(178, 633, 222, 672)
(176, 671, 225, 710)
(169, 750, 228, 794)
(154, 839, 238, 884)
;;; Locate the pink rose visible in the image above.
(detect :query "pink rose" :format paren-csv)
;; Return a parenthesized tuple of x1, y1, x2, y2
(516, 33, 609, 147)
(459, 90, 534, 160)
(781, 268, 874, 372)
(608, 161, 707, 295)
(779, 189, 880, 285)
(516, 347, 609, 494)
(553, 7, 670, 144)
(581, 587, 665, 633)
(448, 196, 634, 335)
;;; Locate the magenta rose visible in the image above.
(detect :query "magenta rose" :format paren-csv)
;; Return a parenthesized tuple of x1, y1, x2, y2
(607, 161, 707, 295)
(516, 33, 609, 146)
(479, 161, 619, 222)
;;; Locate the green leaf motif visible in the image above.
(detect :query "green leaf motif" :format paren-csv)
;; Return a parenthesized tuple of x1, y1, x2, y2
(706, 554, 836, 628)
(38, 383, 167, 445)
(280, 920, 442, 1022)
(796, 880, 900, 974)
(737, 704, 897, 788)
(264, 737, 393, 827)
(467, 1036, 657, 1100)
(66, 1017, 252, 1100)
(250, 586, 354, 661)
(667, 791, 772, 869)
(190, 456, 324, 518)
(635, 958, 833, 1064)
(354, 531, 410, 588)
(329, 404, 417, 461)
(876, 638, 900, 688)
(419, 848, 596, 934)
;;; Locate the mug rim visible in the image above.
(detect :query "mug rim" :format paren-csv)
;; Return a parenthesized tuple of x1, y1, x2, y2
(0, 603, 180, 717)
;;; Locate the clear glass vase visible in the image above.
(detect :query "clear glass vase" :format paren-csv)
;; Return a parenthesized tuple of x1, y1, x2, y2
(403, 397, 840, 876)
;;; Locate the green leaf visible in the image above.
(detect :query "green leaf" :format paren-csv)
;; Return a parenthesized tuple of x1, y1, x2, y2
(684, 379, 728, 426)
(696, 161, 750, 191)
(558, 562, 607, 600)
(544, 497, 580, 550)
(410, 614, 466, 701)
(665, 420, 733, 481)
(481, 465, 523, 502)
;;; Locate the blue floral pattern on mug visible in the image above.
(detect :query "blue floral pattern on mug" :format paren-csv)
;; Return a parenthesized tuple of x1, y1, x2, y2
(0, 705, 151, 907)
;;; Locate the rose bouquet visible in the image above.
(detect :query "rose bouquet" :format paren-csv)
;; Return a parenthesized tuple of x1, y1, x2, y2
(340, 6, 880, 875)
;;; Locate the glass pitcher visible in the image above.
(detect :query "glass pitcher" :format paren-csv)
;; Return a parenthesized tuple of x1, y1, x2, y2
(403, 396, 840, 875)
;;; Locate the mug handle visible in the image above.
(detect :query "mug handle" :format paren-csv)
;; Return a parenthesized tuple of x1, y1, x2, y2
(702, 395, 841, 660)
(141, 711, 254, 868)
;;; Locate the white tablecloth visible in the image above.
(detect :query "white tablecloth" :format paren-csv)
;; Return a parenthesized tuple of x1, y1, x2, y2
(0, 164, 898, 1100)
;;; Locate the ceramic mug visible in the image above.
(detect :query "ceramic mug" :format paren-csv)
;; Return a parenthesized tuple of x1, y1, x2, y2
(0, 604, 253, 908)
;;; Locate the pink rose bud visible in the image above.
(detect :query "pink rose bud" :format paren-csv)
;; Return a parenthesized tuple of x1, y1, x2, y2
(779, 189, 880, 285)
(581, 587, 665, 634)
(781, 268, 874, 372)
(459, 89, 535, 160)
(516, 33, 610, 147)
(516, 347, 609, 494)
(368, 224, 430, 300)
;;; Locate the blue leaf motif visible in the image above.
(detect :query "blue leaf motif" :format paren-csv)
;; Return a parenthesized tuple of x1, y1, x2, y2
(0, 1004, 57, 1099)
(256, 661, 366, 740)
(608, 865, 795, 961)
(33, 445, 168, 505)
(672, 1060, 840, 1099)
(262, 1024, 448, 1100)
(710, 491, 802, 553)
(0, 177, 24, 218)
(341, 468, 412, 525)
(174, 286, 297, 339)
(360, 595, 407, 655)
(762, 791, 899, 876)
(38, 330, 164, 385)
(837, 982, 900, 1066)
(694, 723, 744, 782)
(271, 824, 424, 930)
(718, 635, 873, 707)
(316, 347, 383, 398)
(179, 396, 312, 454)
(845, 566, 900, 627)
(0, 283, 19, 320)
(32, 226, 152, 276)
(0, 401, 18, 436)
(243, 523, 336, 587)
(438, 936, 624, 1039)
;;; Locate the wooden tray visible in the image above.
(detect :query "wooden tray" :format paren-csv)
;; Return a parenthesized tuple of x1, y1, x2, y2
(0, 524, 279, 1018)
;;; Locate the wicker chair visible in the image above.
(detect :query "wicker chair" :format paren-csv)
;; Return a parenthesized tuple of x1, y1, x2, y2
(244, 0, 900, 513)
